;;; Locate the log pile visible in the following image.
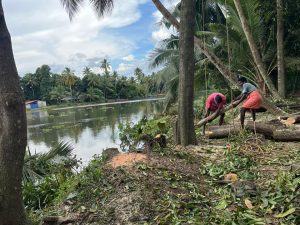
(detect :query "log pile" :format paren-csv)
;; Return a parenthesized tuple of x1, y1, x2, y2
(205, 121, 300, 141)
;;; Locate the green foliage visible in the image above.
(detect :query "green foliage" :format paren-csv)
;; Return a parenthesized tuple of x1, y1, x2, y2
(119, 116, 171, 150)
(20, 65, 165, 105)
(23, 142, 80, 211)
(201, 146, 255, 180)
(259, 172, 300, 224)
(23, 176, 60, 210)
(55, 155, 113, 206)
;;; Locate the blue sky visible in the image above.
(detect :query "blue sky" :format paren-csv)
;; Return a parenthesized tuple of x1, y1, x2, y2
(3, 0, 179, 77)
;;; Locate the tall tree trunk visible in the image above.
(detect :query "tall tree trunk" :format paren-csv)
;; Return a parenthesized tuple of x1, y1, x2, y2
(152, 0, 238, 87)
(31, 86, 35, 99)
(70, 85, 72, 97)
(152, 0, 286, 115)
(0, 1, 28, 224)
(233, 0, 281, 99)
(178, 0, 197, 146)
(277, 0, 285, 98)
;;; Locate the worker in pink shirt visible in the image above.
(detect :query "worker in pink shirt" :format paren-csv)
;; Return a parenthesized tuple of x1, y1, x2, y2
(203, 93, 226, 134)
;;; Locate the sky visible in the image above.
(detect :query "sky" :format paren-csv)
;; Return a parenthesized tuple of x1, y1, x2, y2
(3, 0, 179, 77)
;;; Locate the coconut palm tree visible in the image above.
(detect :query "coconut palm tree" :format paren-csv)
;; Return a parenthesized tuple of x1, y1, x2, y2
(177, 0, 197, 145)
(83, 66, 92, 76)
(23, 73, 38, 99)
(232, 0, 280, 98)
(149, 1, 226, 111)
(0, 0, 115, 223)
(134, 67, 145, 84)
(62, 67, 77, 96)
(276, 0, 285, 98)
(152, 0, 287, 107)
(86, 73, 101, 87)
(49, 85, 67, 103)
(100, 58, 111, 75)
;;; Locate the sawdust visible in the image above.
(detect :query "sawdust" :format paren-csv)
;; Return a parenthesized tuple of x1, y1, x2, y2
(109, 153, 147, 168)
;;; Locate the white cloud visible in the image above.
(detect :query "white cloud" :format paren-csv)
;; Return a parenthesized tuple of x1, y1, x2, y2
(3, 0, 148, 76)
(122, 54, 135, 62)
(152, 26, 172, 43)
(151, 0, 180, 45)
(117, 63, 135, 73)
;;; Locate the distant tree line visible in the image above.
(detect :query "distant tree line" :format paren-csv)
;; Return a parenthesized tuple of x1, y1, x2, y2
(20, 63, 165, 104)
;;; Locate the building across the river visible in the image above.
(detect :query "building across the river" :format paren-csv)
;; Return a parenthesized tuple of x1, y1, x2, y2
(25, 100, 47, 109)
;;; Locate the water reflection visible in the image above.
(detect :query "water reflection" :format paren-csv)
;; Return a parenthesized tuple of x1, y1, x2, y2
(27, 100, 164, 164)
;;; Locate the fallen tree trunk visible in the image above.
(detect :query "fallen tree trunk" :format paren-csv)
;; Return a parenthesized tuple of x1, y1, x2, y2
(273, 130, 300, 141)
(205, 123, 300, 142)
(276, 103, 300, 109)
(206, 123, 274, 139)
(286, 116, 300, 124)
(207, 125, 237, 130)
(245, 121, 274, 138)
(206, 126, 240, 139)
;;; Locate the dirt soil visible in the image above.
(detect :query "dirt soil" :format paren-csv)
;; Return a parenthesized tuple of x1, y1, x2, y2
(109, 153, 148, 168)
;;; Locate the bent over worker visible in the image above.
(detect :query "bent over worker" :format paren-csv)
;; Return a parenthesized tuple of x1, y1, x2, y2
(232, 77, 263, 128)
(203, 92, 226, 134)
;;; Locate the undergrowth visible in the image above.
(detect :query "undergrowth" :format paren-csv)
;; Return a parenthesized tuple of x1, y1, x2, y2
(27, 118, 300, 225)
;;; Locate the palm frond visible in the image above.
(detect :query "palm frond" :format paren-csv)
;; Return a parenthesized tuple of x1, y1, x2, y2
(61, 0, 113, 20)
(89, 0, 113, 18)
(60, 0, 84, 20)
(23, 164, 43, 183)
(149, 48, 179, 69)
(39, 142, 74, 162)
(23, 141, 74, 183)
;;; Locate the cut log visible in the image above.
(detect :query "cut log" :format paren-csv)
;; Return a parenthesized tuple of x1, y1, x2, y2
(206, 126, 240, 139)
(206, 125, 236, 130)
(205, 122, 300, 142)
(273, 130, 300, 141)
(286, 116, 300, 124)
(245, 121, 275, 138)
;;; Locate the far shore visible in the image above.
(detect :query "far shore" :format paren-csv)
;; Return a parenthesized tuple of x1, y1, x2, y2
(26, 97, 165, 112)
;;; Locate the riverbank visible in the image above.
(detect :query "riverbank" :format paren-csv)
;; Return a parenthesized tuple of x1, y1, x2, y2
(28, 115, 300, 225)
(26, 97, 165, 112)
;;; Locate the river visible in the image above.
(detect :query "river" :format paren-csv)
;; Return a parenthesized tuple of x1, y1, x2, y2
(27, 99, 164, 164)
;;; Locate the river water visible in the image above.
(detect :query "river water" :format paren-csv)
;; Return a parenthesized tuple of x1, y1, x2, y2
(26, 99, 164, 164)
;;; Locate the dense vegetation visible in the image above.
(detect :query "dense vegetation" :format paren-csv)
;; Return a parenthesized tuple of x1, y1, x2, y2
(151, 0, 300, 110)
(20, 63, 165, 104)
